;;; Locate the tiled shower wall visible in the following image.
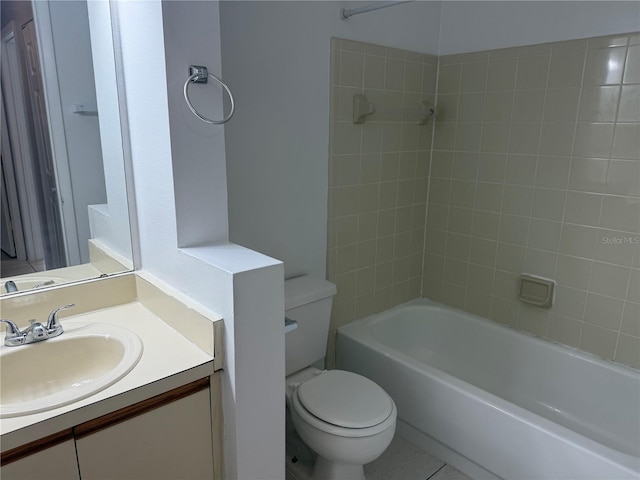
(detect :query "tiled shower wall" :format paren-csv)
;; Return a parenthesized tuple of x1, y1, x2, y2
(326, 38, 438, 365)
(423, 32, 640, 368)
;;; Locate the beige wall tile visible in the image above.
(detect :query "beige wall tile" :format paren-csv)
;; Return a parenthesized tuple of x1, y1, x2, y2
(523, 248, 557, 278)
(512, 90, 545, 123)
(535, 156, 570, 189)
(448, 206, 473, 234)
(495, 243, 525, 273)
(339, 51, 364, 87)
(519, 43, 552, 57)
(600, 195, 640, 232)
(450, 180, 476, 208)
(518, 303, 549, 337)
(604, 159, 640, 197)
(539, 123, 575, 156)
(465, 289, 492, 317)
(460, 61, 488, 93)
(472, 210, 501, 240)
(481, 123, 510, 153)
(439, 64, 462, 93)
(589, 261, 631, 299)
(470, 237, 497, 267)
(580, 323, 617, 360)
(623, 45, 640, 84)
(404, 61, 423, 93)
(553, 285, 587, 320)
(492, 270, 520, 299)
(458, 93, 485, 122)
(548, 314, 581, 347)
(548, 51, 586, 87)
(568, 157, 608, 193)
(583, 292, 624, 330)
(593, 228, 638, 266)
(475, 182, 504, 213)
(544, 87, 581, 122)
(455, 123, 483, 151)
(487, 58, 518, 91)
(573, 123, 615, 158)
(528, 219, 562, 252)
(564, 191, 603, 226)
(560, 224, 598, 258)
(516, 55, 550, 90)
(531, 188, 566, 221)
(588, 34, 629, 48)
(551, 38, 588, 53)
(484, 92, 514, 122)
(490, 297, 519, 327)
(443, 258, 469, 286)
(452, 152, 479, 180)
(627, 269, 640, 303)
(621, 302, 640, 336)
(478, 153, 507, 182)
(578, 86, 621, 122)
(467, 263, 495, 293)
(583, 46, 627, 86)
(508, 124, 542, 155)
(611, 124, 640, 160)
(446, 232, 471, 261)
(502, 185, 533, 216)
(556, 254, 592, 289)
(615, 334, 640, 369)
(381, 57, 403, 91)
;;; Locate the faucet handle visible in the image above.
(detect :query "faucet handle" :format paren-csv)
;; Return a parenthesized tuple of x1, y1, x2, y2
(46, 304, 76, 330)
(0, 319, 22, 338)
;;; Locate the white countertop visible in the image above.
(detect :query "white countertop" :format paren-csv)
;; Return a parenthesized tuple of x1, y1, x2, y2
(1, 301, 214, 451)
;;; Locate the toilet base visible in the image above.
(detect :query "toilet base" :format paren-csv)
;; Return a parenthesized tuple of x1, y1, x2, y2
(312, 457, 365, 480)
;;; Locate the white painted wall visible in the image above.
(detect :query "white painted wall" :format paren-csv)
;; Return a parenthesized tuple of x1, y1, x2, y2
(220, 0, 442, 279)
(438, 1, 640, 55)
(86, 0, 132, 263)
(162, 1, 229, 247)
(114, 1, 285, 479)
(48, 1, 106, 264)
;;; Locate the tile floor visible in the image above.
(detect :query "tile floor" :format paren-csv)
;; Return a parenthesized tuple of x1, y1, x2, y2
(1, 251, 45, 277)
(286, 433, 470, 480)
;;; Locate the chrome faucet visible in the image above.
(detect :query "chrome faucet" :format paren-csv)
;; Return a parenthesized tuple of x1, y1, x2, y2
(0, 304, 75, 347)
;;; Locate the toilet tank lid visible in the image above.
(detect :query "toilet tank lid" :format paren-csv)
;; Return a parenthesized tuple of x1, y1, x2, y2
(285, 276, 337, 310)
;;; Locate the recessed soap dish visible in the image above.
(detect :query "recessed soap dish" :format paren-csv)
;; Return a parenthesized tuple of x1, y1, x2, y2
(518, 274, 555, 308)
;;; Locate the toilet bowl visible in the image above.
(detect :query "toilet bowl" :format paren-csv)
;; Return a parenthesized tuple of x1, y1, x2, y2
(286, 368, 396, 480)
(284, 276, 396, 479)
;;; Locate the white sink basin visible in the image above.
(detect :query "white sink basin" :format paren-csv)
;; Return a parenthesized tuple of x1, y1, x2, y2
(2, 276, 67, 294)
(0, 323, 143, 418)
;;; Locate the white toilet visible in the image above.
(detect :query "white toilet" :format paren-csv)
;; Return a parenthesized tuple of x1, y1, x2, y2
(285, 276, 397, 480)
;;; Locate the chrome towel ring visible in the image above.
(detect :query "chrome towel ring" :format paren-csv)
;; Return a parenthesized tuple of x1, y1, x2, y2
(183, 65, 235, 125)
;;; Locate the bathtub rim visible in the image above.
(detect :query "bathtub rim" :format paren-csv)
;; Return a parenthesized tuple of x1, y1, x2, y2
(336, 298, 640, 476)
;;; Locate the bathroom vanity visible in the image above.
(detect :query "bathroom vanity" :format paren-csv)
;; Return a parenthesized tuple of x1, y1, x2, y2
(0, 273, 224, 480)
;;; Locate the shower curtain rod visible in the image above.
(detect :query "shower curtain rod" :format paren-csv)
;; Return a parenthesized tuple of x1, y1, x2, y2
(341, 1, 413, 19)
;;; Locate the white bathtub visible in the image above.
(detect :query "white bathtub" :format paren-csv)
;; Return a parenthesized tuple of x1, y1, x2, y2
(336, 299, 640, 479)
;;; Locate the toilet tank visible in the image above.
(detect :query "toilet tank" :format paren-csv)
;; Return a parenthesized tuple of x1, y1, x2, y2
(285, 276, 337, 376)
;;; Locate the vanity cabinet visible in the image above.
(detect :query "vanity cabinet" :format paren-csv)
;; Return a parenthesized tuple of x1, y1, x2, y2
(0, 438, 80, 480)
(76, 384, 214, 479)
(1, 378, 217, 480)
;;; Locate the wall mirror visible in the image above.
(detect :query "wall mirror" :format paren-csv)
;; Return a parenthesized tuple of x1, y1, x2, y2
(1, 0, 133, 295)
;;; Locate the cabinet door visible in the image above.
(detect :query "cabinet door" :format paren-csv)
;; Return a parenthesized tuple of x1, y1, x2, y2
(1, 439, 80, 480)
(76, 389, 214, 480)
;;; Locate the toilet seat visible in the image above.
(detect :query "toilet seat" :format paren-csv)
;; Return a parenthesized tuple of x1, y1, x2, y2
(291, 370, 396, 438)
